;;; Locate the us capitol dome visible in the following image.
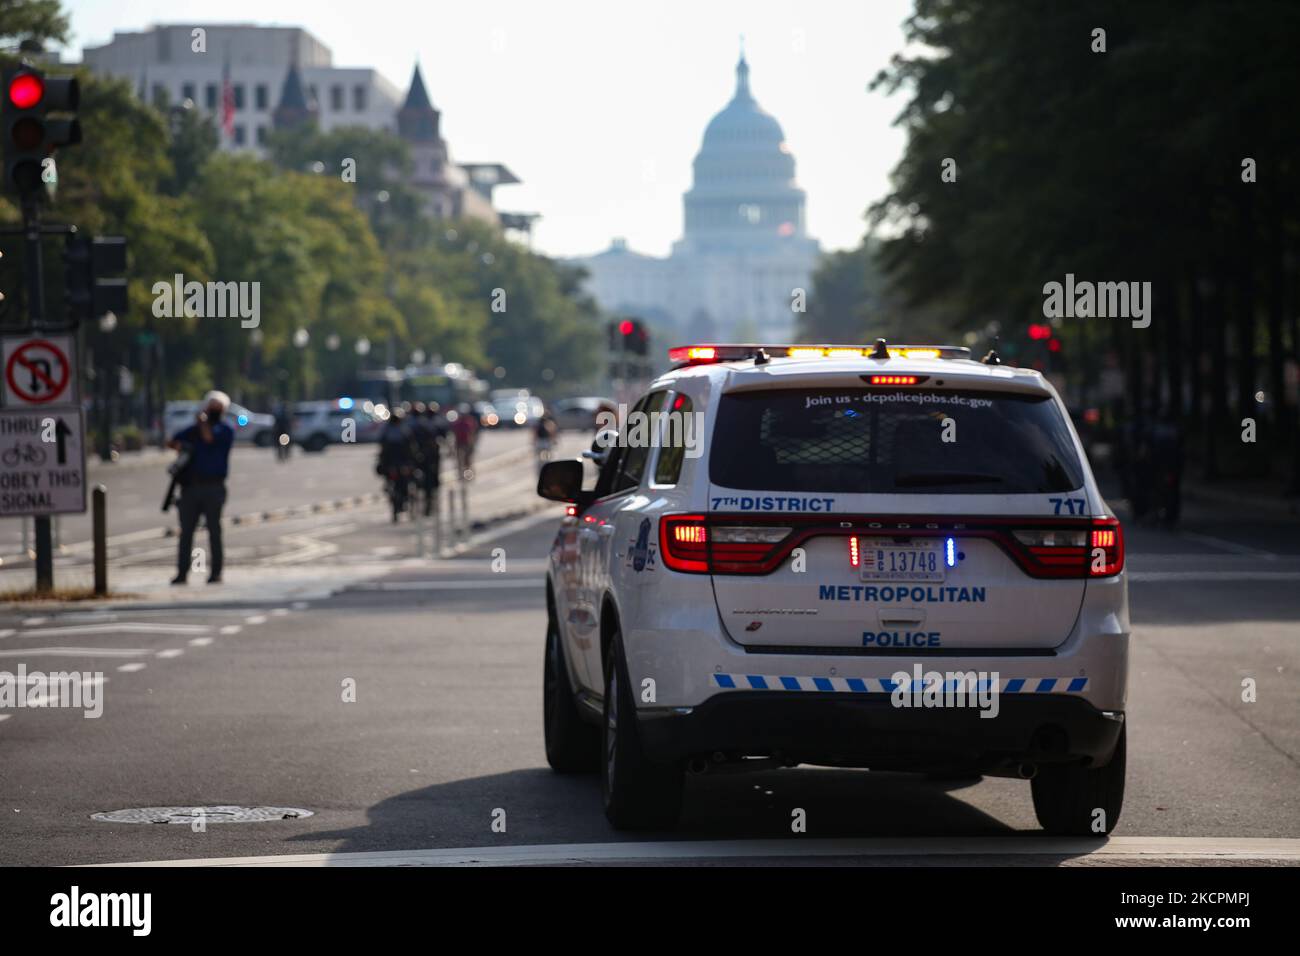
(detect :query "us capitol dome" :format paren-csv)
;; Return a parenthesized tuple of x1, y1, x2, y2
(572, 51, 821, 343)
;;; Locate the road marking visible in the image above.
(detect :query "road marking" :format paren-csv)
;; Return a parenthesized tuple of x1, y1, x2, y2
(17, 622, 212, 638)
(1178, 530, 1276, 557)
(355, 578, 544, 592)
(155, 649, 184, 659)
(1130, 571, 1300, 582)
(91, 835, 1300, 868)
(116, 663, 147, 673)
(219, 625, 243, 635)
(0, 647, 148, 659)
(188, 637, 214, 647)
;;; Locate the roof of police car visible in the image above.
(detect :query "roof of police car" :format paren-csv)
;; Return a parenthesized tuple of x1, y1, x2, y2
(656, 353, 1050, 392)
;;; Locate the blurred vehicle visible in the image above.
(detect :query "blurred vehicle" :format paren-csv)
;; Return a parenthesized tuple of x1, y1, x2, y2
(291, 398, 385, 452)
(355, 363, 488, 413)
(163, 400, 274, 446)
(551, 396, 615, 432)
(473, 401, 501, 428)
(491, 388, 545, 428)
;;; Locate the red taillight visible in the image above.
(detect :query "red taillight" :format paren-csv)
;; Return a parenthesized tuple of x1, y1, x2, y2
(1089, 517, 1124, 576)
(1009, 518, 1123, 578)
(659, 515, 794, 574)
(660, 514, 710, 572)
(674, 524, 707, 544)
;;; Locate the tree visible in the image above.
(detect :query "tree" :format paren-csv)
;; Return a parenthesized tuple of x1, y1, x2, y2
(0, 0, 68, 49)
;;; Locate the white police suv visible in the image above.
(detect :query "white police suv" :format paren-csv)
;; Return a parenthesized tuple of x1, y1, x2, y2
(537, 341, 1128, 834)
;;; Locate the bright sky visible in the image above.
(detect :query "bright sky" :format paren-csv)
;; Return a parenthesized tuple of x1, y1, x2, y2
(61, 0, 913, 259)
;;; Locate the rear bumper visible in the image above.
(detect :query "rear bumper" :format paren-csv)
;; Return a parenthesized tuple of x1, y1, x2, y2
(637, 691, 1124, 773)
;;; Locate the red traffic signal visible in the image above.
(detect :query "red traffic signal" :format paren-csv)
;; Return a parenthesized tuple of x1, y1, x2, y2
(3, 66, 80, 198)
(8, 72, 44, 109)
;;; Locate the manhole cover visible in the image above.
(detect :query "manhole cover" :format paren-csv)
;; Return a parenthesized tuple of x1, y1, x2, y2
(91, 805, 313, 824)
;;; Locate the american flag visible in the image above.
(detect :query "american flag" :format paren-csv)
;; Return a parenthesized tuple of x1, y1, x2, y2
(220, 56, 235, 141)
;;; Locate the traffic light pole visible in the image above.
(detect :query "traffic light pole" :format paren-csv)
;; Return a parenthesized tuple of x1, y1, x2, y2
(20, 192, 54, 592)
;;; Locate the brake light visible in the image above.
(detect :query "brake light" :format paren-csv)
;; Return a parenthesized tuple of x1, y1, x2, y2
(1008, 519, 1123, 577)
(1089, 517, 1124, 577)
(674, 523, 707, 544)
(869, 375, 921, 385)
(659, 515, 793, 574)
(660, 515, 710, 572)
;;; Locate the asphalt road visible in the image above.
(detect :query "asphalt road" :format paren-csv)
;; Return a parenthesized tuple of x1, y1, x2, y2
(0, 457, 1297, 866)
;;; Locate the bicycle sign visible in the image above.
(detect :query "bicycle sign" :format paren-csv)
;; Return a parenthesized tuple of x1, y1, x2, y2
(0, 408, 86, 517)
(2, 335, 77, 407)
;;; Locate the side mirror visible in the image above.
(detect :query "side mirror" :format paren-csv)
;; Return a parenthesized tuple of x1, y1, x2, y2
(537, 459, 584, 502)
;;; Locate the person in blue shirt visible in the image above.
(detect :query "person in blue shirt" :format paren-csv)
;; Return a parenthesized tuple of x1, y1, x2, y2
(167, 390, 235, 584)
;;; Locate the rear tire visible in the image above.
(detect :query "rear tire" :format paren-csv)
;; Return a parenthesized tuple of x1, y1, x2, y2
(602, 629, 683, 830)
(543, 613, 599, 773)
(1031, 723, 1126, 836)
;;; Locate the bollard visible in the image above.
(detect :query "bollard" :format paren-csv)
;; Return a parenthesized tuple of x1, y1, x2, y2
(93, 484, 108, 596)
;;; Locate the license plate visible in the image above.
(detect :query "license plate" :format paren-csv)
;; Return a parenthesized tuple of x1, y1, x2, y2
(859, 539, 945, 582)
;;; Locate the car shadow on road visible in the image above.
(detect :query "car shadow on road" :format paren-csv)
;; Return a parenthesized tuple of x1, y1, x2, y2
(285, 765, 1033, 858)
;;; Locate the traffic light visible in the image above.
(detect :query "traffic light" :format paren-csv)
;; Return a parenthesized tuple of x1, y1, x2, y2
(618, 317, 649, 357)
(2, 65, 81, 198)
(64, 235, 128, 323)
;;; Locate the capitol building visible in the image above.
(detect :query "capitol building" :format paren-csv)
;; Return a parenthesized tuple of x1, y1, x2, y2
(571, 52, 821, 343)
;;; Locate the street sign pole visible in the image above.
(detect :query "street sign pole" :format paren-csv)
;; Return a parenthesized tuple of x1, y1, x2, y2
(20, 192, 55, 592)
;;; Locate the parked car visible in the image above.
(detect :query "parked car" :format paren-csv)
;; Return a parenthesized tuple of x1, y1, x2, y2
(551, 396, 615, 432)
(163, 400, 275, 446)
(292, 399, 385, 451)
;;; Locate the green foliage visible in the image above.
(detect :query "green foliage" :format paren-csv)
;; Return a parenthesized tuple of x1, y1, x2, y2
(859, 0, 1300, 478)
(2, 43, 603, 415)
(0, 0, 68, 49)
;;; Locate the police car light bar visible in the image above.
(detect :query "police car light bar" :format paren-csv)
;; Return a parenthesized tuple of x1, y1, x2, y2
(667, 343, 971, 367)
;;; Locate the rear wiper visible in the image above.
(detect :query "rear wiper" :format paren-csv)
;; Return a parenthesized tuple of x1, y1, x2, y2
(893, 472, 1004, 487)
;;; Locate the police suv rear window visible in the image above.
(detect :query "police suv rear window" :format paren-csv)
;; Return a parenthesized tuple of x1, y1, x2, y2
(709, 388, 1083, 494)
